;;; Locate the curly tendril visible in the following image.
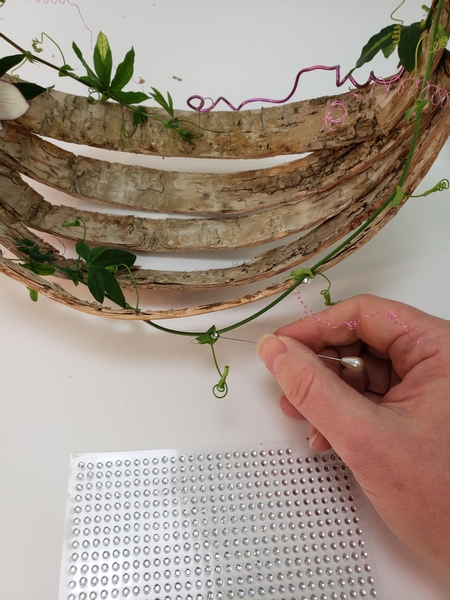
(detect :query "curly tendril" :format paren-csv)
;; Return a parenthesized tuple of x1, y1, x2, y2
(431, 34, 450, 53)
(390, 0, 406, 46)
(409, 178, 450, 198)
(430, 178, 450, 193)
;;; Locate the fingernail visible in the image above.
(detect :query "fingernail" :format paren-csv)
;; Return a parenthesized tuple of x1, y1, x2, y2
(309, 426, 319, 450)
(257, 333, 288, 375)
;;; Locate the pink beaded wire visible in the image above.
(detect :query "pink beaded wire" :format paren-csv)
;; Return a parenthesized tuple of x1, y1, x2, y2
(29, 0, 94, 46)
(294, 289, 420, 344)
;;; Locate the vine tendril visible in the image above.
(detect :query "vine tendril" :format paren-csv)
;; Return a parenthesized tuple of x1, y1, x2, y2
(409, 177, 449, 197)
(390, 0, 406, 47)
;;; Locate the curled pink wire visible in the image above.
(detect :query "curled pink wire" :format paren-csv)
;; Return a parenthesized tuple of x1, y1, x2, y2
(394, 77, 450, 107)
(30, 0, 94, 47)
(322, 75, 450, 130)
(187, 64, 405, 112)
(294, 290, 420, 344)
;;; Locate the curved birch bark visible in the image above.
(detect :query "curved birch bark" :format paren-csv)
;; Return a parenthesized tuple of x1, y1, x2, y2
(1, 104, 449, 300)
(0, 119, 423, 214)
(0, 101, 439, 254)
(0, 5, 448, 320)
(10, 5, 450, 160)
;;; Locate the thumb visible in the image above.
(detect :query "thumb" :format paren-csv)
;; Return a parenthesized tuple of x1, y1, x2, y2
(257, 333, 380, 459)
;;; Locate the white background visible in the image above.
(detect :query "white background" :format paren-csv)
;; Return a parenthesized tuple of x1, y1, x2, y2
(1, 1, 450, 598)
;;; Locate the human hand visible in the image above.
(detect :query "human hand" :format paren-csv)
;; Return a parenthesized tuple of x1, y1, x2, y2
(257, 294, 450, 571)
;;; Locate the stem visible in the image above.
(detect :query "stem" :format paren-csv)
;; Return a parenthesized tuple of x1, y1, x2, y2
(145, 319, 204, 337)
(35, 32, 68, 67)
(308, 190, 395, 272)
(0, 33, 161, 124)
(144, 0, 445, 341)
(217, 278, 305, 334)
(210, 343, 222, 378)
(4, 5, 440, 343)
(308, 0, 444, 273)
(0, 33, 79, 81)
(144, 276, 307, 339)
(398, 0, 444, 188)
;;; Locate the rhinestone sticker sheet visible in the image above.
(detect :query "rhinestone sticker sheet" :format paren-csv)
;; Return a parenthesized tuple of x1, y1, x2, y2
(59, 443, 379, 600)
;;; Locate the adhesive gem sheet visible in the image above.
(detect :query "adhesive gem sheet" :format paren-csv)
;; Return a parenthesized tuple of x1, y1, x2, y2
(59, 443, 379, 600)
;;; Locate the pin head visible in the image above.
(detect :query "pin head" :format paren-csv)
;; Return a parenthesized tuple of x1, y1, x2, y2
(317, 354, 365, 372)
(340, 356, 364, 372)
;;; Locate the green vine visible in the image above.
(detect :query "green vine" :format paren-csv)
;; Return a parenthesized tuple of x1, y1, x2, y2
(0, 30, 224, 143)
(1, 1, 448, 396)
(145, 0, 449, 395)
(17, 219, 139, 310)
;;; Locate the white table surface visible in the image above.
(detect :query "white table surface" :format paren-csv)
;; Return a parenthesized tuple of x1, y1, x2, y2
(1, 1, 450, 598)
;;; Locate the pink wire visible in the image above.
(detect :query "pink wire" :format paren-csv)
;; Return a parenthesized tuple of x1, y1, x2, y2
(30, 0, 94, 47)
(187, 64, 405, 112)
(294, 289, 420, 344)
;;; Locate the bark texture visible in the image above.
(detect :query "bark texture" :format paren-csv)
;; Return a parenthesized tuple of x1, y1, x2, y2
(0, 6, 449, 320)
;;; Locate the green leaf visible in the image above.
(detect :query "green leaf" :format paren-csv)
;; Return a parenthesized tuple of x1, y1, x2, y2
(89, 247, 137, 268)
(353, 24, 397, 70)
(133, 106, 149, 125)
(59, 64, 75, 78)
(27, 287, 39, 302)
(87, 246, 108, 263)
(290, 267, 314, 281)
(404, 98, 429, 123)
(27, 250, 52, 263)
(196, 326, 218, 346)
(166, 92, 174, 114)
(111, 47, 135, 91)
(75, 240, 91, 262)
(174, 127, 197, 144)
(382, 40, 398, 59)
(398, 22, 422, 72)
(17, 239, 52, 262)
(86, 265, 127, 307)
(100, 268, 127, 308)
(111, 89, 149, 105)
(13, 82, 47, 101)
(0, 54, 25, 77)
(391, 185, 405, 208)
(150, 87, 174, 117)
(93, 31, 113, 89)
(87, 266, 106, 303)
(58, 265, 81, 285)
(17, 238, 37, 251)
(22, 260, 55, 275)
(72, 41, 100, 86)
(78, 75, 102, 89)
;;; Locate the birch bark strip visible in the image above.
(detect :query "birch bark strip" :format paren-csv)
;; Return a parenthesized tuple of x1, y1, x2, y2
(0, 119, 421, 214)
(10, 8, 449, 160)
(1, 104, 448, 296)
(0, 103, 438, 253)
